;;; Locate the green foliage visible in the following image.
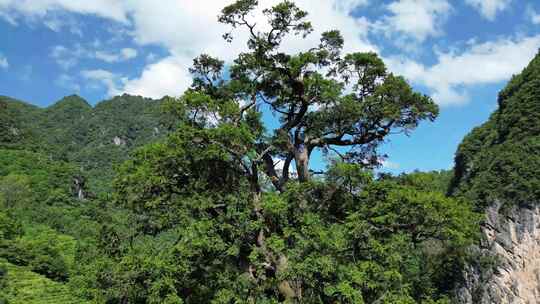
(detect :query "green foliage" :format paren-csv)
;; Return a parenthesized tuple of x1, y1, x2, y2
(0, 212, 22, 240)
(0, 149, 76, 202)
(0, 94, 168, 194)
(0, 96, 41, 150)
(391, 170, 454, 195)
(450, 51, 540, 210)
(0, 263, 8, 304)
(192, 0, 439, 186)
(100, 129, 479, 303)
(3, 2, 524, 303)
(0, 225, 75, 282)
(0, 260, 89, 304)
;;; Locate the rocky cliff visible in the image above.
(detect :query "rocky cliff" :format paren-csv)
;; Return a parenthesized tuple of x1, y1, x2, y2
(457, 201, 540, 303)
(452, 52, 540, 303)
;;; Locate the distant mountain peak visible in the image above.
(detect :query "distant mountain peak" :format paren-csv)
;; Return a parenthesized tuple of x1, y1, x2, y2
(51, 95, 92, 110)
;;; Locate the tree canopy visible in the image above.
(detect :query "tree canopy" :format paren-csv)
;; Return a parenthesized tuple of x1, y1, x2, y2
(183, 0, 438, 188)
(104, 1, 476, 303)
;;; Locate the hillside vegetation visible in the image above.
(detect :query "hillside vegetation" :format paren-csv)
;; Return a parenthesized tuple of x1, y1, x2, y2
(0, 94, 168, 192)
(450, 51, 540, 210)
(2, 1, 538, 303)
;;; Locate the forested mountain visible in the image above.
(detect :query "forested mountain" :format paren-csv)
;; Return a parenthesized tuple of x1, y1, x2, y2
(0, 94, 168, 192)
(0, 1, 538, 303)
(0, 94, 172, 303)
(451, 50, 540, 303)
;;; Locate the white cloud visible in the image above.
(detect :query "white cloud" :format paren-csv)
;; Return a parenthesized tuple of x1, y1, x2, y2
(43, 17, 62, 31)
(94, 51, 118, 63)
(51, 44, 138, 68)
(21, 1, 377, 98)
(0, 10, 17, 25)
(333, 0, 369, 13)
(374, 0, 452, 43)
(55, 74, 80, 91)
(122, 56, 192, 98)
(42, 14, 82, 35)
(0, 54, 8, 70)
(465, 0, 511, 21)
(528, 8, 540, 24)
(381, 160, 400, 170)
(81, 56, 189, 99)
(94, 48, 138, 63)
(50, 45, 80, 69)
(121, 48, 137, 60)
(81, 69, 123, 97)
(0, 0, 128, 24)
(387, 35, 540, 106)
(116, 0, 378, 98)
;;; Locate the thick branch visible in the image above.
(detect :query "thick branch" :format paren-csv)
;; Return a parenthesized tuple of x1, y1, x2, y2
(280, 153, 294, 186)
(262, 153, 282, 191)
(308, 119, 395, 149)
(235, 93, 257, 124)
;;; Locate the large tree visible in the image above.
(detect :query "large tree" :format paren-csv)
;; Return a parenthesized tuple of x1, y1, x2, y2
(186, 0, 437, 190)
(107, 1, 469, 303)
(180, 2, 438, 297)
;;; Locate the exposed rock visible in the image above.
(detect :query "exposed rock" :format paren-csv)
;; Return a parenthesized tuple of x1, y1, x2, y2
(72, 175, 87, 200)
(8, 127, 19, 136)
(452, 51, 540, 303)
(457, 201, 540, 304)
(113, 136, 126, 146)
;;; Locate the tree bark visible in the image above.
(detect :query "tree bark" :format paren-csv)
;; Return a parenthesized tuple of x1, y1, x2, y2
(249, 163, 297, 300)
(294, 144, 310, 182)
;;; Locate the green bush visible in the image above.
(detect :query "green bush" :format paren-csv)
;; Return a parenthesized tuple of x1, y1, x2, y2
(0, 212, 22, 240)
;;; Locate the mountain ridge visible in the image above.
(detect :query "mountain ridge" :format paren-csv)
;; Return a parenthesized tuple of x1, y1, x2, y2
(0, 93, 170, 192)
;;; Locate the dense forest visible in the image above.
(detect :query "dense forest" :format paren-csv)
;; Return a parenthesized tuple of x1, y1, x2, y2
(0, 1, 538, 303)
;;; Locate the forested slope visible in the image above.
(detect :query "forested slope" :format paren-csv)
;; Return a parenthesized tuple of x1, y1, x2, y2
(0, 94, 168, 192)
(450, 51, 540, 210)
(0, 95, 169, 304)
(451, 51, 540, 303)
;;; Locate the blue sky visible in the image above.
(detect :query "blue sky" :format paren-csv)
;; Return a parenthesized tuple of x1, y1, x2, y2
(0, 0, 539, 174)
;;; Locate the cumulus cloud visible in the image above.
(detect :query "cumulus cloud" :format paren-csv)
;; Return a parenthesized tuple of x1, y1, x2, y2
(387, 35, 540, 106)
(117, 0, 378, 98)
(465, 0, 512, 21)
(8, 0, 534, 108)
(0, 54, 8, 70)
(81, 56, 189, 99)
(13, 1, 377, 98)
(122, 56, 192, 98)
(374, 0, 452, 45)
(333, 0, 369, 12)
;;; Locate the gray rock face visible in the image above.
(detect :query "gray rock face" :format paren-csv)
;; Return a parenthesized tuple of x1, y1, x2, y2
(113, 136, 126, 146)
(457, 201, 540, 303)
